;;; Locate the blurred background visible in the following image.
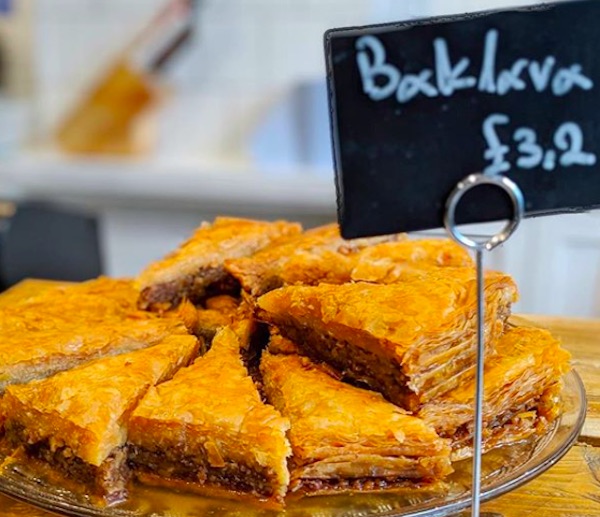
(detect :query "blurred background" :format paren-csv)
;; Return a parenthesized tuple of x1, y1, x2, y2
(0, 0, 598, 316)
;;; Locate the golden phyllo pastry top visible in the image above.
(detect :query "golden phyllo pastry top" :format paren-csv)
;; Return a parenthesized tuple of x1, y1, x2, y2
(351, 238, 473, 284)
(0, 278, 192, 392)
(257, 268, 517, 362)
(225, 223, 404, 297)
(0, 277, 143, 330)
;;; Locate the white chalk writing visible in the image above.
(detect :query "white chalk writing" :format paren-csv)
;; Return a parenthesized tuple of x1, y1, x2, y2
(356, 30, 593, 104)
(482, 114, 597, 174)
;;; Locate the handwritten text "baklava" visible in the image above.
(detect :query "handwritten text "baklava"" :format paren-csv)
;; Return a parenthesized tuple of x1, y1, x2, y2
(356, 30, 593, 104)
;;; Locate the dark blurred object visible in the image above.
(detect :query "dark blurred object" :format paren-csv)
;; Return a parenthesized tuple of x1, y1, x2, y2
(0, 34, 5, 90)
(0, 203, 102, 289)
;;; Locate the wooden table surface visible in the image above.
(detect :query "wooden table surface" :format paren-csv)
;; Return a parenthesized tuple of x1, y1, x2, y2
(0, 281, 599, 517)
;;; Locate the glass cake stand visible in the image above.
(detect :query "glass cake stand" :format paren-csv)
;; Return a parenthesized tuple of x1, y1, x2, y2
(0, 370, 586, 517)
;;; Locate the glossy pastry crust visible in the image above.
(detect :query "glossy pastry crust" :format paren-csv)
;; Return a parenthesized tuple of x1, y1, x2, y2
(0, 278, 191, 392)
(0, 277, 141, 328)
(225, 223, 404, 298)
(260, 351, 452, 491)
(267, 330, 303, 355)
(419, 327, 571, 460)
(257, 268, 518, 410)
(128, 325, 291, 501)
(137, 217, 301, 310)
(351, 238, 473, 284)
(2, 335, 199, 500)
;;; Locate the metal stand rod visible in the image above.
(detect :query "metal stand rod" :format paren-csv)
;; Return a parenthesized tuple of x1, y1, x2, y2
(471, 249, 485, 517)
(444, 173, 525, 517)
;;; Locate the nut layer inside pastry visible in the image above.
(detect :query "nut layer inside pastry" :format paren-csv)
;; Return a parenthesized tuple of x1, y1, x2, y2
(267, 320, 416, 409)
(6, 422, 129, 503)
(129, 445, 276, 496)
(295, 476, 430, 493)
(138, 267, 240, 311)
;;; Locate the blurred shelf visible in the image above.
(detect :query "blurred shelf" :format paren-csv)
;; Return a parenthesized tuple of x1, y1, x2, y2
(0, 153, 337, 215)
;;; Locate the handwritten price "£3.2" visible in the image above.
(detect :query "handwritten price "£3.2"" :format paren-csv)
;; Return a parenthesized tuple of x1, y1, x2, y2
(483, 114, 597, 175)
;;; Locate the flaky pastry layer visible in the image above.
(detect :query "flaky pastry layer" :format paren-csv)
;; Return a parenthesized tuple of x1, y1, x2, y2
(351, 238, 473, 284)
(419, 327, 570, 458)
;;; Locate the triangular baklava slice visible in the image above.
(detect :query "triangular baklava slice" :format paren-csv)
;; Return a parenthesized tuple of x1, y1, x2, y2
(419, 327, 571, 460)
(2, 334, 199, 502)
(137, 217, 301, 310)
(128, 324, 291, 502)
(257, 268, 517, 411)
(260, 349, 452, 492)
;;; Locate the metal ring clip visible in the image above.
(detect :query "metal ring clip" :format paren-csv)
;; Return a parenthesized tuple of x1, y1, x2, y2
(444, 174, 525, 252)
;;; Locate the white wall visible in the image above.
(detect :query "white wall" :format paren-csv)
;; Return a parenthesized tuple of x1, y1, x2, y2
(425, 0, 543, 16)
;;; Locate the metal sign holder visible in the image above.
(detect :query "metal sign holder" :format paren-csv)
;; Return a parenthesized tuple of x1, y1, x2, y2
(444, 174, 525, 517)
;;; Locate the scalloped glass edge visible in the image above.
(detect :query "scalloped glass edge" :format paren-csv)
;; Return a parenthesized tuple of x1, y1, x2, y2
(0, 369, 586, 517)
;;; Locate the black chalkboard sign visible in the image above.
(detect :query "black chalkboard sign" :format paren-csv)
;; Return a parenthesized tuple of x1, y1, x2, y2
(326, 0, 600, 238)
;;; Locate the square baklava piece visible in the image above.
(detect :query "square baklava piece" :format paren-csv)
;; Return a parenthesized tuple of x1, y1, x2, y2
(257, 268, 518, 411)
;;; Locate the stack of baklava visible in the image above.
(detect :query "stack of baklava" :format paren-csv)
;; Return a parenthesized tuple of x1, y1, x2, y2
(0, 217, 570, 505)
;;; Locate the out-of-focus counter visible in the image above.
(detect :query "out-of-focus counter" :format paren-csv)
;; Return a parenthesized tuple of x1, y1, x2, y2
(0, 154, 336, 214)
